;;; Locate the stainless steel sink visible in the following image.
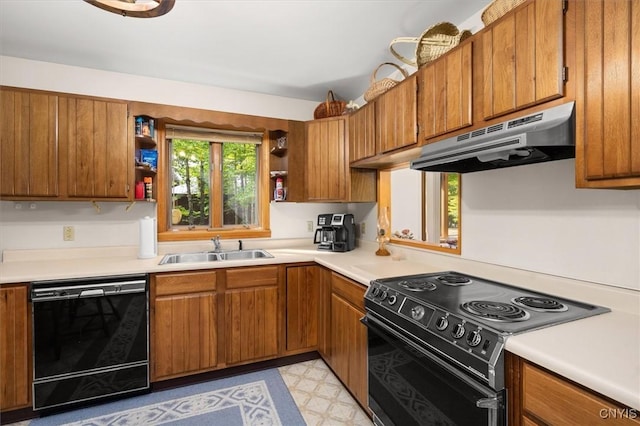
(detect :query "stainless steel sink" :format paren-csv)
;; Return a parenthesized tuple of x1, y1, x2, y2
(159, 249, 273, 265)
(215, 249, 273, 261)
(159, 251, 220, 264)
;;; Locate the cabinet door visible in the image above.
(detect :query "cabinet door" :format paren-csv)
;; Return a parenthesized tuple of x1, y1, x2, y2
(225, 266, 280, 365)
(348, 101, 376, 163)
(419, 42, 473, 142)
(507, 353, 640, 426)
(482, 0, 564, 119)
(285, 265, 319, 352)
(59, 97, 131, 199)
(0, 285, 30, 411)
(306, 117, 347, 201)
(225, 286, 279, 364)
(316, 266, 332, 359)
(375, 75, 417, 153)
(330, 293, 368, 409)
(0, 89, 58, 198)
(576, 0, 640, 188)
(151, 272, 217, 381)
(329, 273, 367, 409)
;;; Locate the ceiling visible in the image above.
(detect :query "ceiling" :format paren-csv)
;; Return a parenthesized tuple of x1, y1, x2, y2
(0, 0, 491, 102)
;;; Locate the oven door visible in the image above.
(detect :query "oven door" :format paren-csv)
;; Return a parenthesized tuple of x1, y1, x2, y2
(363, 314, 505, 426)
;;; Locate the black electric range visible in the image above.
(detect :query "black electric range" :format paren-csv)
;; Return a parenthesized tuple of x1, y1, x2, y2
(364, 270, 610, 391)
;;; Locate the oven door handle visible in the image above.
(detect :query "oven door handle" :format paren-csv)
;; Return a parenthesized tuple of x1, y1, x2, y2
(79, 288, 105, 298)
(476, 397, 500, 409)
(361, 313, 502, 400)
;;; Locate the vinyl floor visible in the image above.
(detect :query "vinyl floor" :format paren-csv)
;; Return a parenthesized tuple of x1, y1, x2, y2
(278, 359, 373, 426)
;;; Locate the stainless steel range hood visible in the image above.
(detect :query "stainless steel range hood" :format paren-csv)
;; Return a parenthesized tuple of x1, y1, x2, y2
(410, 102, 575, 173)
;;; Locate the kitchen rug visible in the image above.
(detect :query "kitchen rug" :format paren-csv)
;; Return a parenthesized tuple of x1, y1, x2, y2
(29, 368, 306, 426)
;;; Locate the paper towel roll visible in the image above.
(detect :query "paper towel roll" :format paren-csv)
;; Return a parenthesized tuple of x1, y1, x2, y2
(138, 216, 157, 259)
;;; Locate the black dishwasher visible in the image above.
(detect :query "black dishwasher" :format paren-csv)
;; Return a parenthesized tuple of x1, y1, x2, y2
(30, 274, 149, 411)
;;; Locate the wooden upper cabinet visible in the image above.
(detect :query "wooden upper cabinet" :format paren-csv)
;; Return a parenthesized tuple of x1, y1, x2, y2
(375, 75, 417, 154)
(348, 101, 376, 162)
(575, 0, 640, 188)
(306, 117, 347, 201)
(59, 97, 131, 200)
(0, 88, 58, 198)
(482, 0, 565, 120)
(418, 41, 473, 142)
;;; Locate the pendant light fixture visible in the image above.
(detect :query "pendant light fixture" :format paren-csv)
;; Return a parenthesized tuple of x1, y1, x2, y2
(84, 0, 175, 18)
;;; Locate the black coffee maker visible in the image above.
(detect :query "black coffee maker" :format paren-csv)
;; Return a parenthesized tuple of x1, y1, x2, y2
(313, 213, 356, 252)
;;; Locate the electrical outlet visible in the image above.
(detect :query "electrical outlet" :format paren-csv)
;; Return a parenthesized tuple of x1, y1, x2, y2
(63, 226, 75, 241)
(361, 222, 366, 235)
(307, 221, 314, 232)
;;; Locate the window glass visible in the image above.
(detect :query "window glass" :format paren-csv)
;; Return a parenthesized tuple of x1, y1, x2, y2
(381, 166, 461, 254)
(168, 137, 259, 230)
(222, 143, 258, 226)
(170, 139, 211, 227)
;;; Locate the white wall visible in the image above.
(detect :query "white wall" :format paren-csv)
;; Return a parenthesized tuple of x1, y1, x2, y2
(0, 56, 317, 121)
(0, 200, 348, 254)
(461, 159, 640, 290)
(0, 56, 342, 253)
(2, 56, 640, 293)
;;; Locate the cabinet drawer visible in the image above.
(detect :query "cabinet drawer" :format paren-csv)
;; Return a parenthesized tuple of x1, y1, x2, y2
(226, 266, 278, 289)
(154, 271, 217, 296)
(523, 361, 640, 425)
(331, 272, 365, 311)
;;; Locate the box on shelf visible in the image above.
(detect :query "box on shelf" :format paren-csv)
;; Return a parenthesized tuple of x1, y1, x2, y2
(138, 149, 158, 171)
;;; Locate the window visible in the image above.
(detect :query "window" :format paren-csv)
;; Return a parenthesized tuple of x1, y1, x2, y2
(380, 165, 461, 254)
(158, 124, 270, 241)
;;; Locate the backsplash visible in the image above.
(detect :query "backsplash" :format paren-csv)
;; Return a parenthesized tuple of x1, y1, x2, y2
(0, 200, 348, 254)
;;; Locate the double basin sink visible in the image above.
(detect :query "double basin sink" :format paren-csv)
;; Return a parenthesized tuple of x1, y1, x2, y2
(159, 249, 273, 265)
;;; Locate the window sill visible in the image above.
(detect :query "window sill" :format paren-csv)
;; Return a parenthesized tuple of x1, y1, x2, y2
(158, 228, 271, 242)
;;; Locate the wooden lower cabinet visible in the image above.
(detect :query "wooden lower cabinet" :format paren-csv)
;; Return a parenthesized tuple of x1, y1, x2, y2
(507, 352, 640, 425)
(0, 284, 30, 411)
(225, 266, 281, 365)
(328, 272, 368, 409)
(151, 271, 218, 381)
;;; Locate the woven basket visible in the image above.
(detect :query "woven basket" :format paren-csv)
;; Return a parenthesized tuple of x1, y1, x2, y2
(390, 22, 472, 68)
(313, 90, 346, 119)
(481, 0, 528, 25)
(364, 63, 409, 102)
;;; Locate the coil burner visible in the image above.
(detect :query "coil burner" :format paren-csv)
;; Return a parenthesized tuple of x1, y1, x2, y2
(398, 279, 437, 292)
(436, 274, 472, 286)
(461, 300, 530, 322)
(511, 296, 568, 312)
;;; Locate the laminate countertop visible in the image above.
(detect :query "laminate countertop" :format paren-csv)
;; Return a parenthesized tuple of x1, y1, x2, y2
(1, 240, 638, 410)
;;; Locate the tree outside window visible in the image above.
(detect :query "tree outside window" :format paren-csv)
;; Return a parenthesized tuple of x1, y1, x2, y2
(169, 138, 258, 230)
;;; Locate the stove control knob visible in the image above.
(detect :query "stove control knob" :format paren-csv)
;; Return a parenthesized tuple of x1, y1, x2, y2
(452, 323, 466, 339)
(435, 316, 449, 331)
(410, 305, 425, 321)
(467, 330, 482, 347)
(380, 290, 388, 301)
(388, 294, 397, 305)
(371, 287, 380, 297)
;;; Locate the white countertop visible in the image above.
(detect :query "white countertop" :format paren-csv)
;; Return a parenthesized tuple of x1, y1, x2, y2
(1, 240, 639, 410)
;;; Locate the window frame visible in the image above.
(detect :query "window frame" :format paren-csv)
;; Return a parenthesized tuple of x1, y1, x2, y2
(156, 120, 271, 242)
(378, 164, 461, 255)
